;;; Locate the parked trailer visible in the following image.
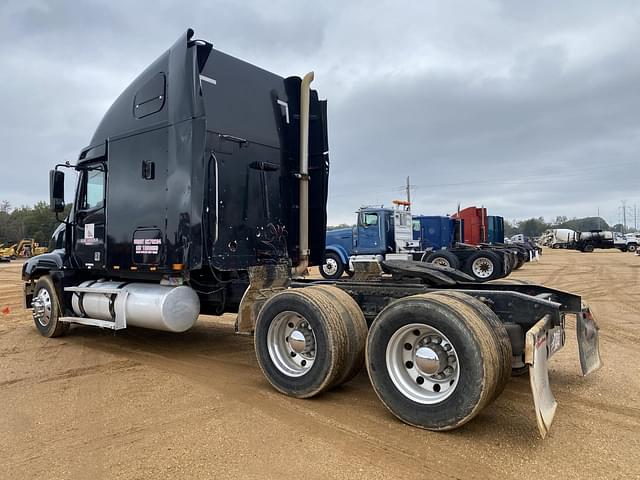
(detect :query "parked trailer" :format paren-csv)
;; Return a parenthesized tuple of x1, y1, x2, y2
(23, 30, 601, 438)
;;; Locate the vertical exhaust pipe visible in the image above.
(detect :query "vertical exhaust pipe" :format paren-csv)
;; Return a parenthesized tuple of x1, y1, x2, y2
(294, 72, 314, 276)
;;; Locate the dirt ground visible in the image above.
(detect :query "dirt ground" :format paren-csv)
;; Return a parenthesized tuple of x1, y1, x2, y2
(1, 249, 639, 479)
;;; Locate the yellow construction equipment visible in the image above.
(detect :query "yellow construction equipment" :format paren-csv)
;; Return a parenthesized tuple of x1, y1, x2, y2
(0, 239, 48, 258)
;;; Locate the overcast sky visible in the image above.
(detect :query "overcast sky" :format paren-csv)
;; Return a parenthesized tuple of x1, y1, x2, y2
(1, 0, 639, 227)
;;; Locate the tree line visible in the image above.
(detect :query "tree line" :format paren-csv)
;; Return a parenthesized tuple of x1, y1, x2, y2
(503, 216, 636, 238)
(0, 201, 72, 248)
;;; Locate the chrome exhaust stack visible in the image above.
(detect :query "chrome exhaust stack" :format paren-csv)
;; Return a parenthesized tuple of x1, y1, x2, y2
(293, 71, 314, 276)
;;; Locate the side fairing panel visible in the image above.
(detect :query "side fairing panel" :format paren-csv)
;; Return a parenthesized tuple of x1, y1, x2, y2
(200, 50, 329, 270)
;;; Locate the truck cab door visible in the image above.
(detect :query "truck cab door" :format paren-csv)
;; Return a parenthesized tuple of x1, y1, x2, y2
(354, 212, 381, 255)
(73, 164, 106, 269)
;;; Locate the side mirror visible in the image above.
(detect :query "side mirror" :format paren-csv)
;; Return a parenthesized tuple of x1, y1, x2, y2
(49, 170, 65, 213)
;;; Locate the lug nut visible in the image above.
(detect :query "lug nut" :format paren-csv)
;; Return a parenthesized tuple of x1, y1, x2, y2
(416, 376, 425, 385)
(405, 361, 414, 369)
(404, 343, 413, 351)
(432, 336, 442, 344)
(443, 344, 452, 351)
(444, 367, 454, 376)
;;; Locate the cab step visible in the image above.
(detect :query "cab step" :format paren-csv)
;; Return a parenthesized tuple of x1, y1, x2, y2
(58, 316, 125, 330)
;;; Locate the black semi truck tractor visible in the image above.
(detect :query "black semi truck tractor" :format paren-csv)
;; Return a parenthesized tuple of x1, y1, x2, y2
(23, 29, 601, 438)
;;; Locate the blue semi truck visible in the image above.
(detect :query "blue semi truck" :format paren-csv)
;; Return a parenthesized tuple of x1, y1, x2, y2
(323, 204, 418, 279)
(322, 209, 523, 281)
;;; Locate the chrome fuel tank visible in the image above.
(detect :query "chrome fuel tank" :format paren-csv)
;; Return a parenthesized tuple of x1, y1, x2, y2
(71, 281, 200, 332)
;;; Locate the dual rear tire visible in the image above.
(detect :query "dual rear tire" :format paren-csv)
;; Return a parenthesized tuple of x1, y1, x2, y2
(366, 292, 511, 430)
(462, 250, 503, 282)
(255, 287, 511, 431)
(254, 286, 367, 398)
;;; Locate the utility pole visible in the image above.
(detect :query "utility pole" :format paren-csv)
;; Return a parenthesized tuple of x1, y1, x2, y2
(597, 207, 601, 230)
(622, 200, 627, 234)
(406, 176, 411, 206)
(634, 204, 637, 231)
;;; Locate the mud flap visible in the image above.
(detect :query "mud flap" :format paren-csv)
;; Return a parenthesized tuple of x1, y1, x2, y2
(525, 316, 557, 438)
(235, 263, 290, 334)
(577, 304, 603, 376)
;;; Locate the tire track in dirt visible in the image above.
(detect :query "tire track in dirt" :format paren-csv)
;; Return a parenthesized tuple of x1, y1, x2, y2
(71, 328, 493, 480)
(0, 359, 140, 388)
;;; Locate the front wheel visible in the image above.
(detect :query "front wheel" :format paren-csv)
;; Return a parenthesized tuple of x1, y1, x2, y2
(627, 244, 637, 252)
(32, 276, 68, 338)
(320, 252, 345, 280)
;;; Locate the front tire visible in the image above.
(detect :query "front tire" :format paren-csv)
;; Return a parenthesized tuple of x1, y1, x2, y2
(366, 293, 503, 431)
(32, 276, 68, 338)
(320, 252, 344, 280)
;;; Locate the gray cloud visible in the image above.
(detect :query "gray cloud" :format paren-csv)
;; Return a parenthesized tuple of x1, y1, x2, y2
(0, 0, 638, 228)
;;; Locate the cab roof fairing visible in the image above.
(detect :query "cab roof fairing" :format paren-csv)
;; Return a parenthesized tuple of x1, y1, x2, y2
(78, 29, 209, 163)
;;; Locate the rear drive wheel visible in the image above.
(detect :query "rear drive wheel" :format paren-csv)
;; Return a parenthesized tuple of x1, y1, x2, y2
(366, 293, 502, 431)
(422, 251, 461, 270)
(32, 276, 68, 338)
(429, 291, 512, 399)
(255, 288, 356, 398)
(463, 251, 502, 282)
(320, 252, 344, 280)
(307, 285, 368, 384)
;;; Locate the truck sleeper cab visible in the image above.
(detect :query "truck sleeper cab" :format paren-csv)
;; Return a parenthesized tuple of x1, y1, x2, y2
(23, 29, 601, 438)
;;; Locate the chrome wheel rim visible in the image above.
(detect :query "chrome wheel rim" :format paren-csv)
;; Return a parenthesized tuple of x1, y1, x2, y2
(322, 258, 338, 277)
(32, 288, 52, 327)
(432, 257, 451, 268)
(471, 257, 494, 278)
(386, 323, 460, 404)
(267, 311, 316, 377)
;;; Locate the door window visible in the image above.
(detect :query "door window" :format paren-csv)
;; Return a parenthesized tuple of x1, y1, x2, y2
(361, 213, 378, 228)
(81, 168, 105, 210)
